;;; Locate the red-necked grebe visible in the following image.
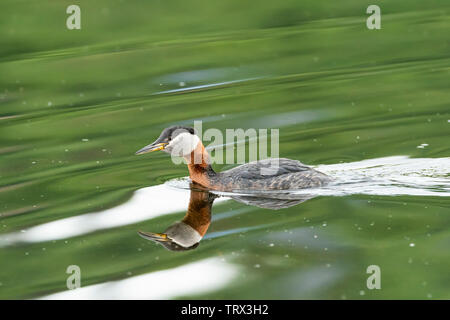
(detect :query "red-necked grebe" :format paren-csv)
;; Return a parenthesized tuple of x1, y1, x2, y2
(135, 126, 330, 191)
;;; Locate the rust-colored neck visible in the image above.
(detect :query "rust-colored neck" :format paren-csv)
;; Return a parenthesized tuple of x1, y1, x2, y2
(184, 141, 214, 187)
(181, 190, 213, 236)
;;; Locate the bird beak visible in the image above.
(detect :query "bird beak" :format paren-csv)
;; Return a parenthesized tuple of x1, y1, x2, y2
(138, 231, 170, 242)
(135, 142, 168, 155)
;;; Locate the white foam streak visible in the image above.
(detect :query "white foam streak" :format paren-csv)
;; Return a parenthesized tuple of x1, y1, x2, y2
(39, 258, 237, 300)
(313, 156, 450, 197)
(0, 184, 226, 246)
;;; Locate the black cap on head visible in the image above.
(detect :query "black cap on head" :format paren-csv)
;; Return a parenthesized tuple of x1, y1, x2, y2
(156, 241, 200, 252)
(158, 125, 196, 142)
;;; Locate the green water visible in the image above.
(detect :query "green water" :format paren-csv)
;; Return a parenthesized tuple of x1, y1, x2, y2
(0, 0, 449, 299)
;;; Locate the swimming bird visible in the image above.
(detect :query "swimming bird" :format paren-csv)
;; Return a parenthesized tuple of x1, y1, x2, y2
(135, 125, 330, 191)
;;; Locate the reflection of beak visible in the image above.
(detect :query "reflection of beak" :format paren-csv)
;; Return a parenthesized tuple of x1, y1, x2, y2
(135, 142, 168, 155)
(138, 230, 169, 242)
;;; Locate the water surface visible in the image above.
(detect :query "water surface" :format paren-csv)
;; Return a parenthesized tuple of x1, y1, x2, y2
(0, 0, 449, 299)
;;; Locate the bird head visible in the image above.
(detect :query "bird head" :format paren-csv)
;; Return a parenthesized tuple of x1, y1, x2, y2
(135, 125, 199, 157)
(138, 221, 201, 251)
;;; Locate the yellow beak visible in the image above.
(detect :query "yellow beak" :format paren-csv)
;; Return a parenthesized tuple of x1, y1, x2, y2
(138, 231, 169, 242)
(135, 142, 168, 155)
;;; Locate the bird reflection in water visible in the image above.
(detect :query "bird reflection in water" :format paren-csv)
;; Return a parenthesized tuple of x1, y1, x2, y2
(138, 184, 314, 251)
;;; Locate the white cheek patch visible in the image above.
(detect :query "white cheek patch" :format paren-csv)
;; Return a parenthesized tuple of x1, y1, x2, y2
(166, 222, 202, 248)
(168, 132, 200, 157)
